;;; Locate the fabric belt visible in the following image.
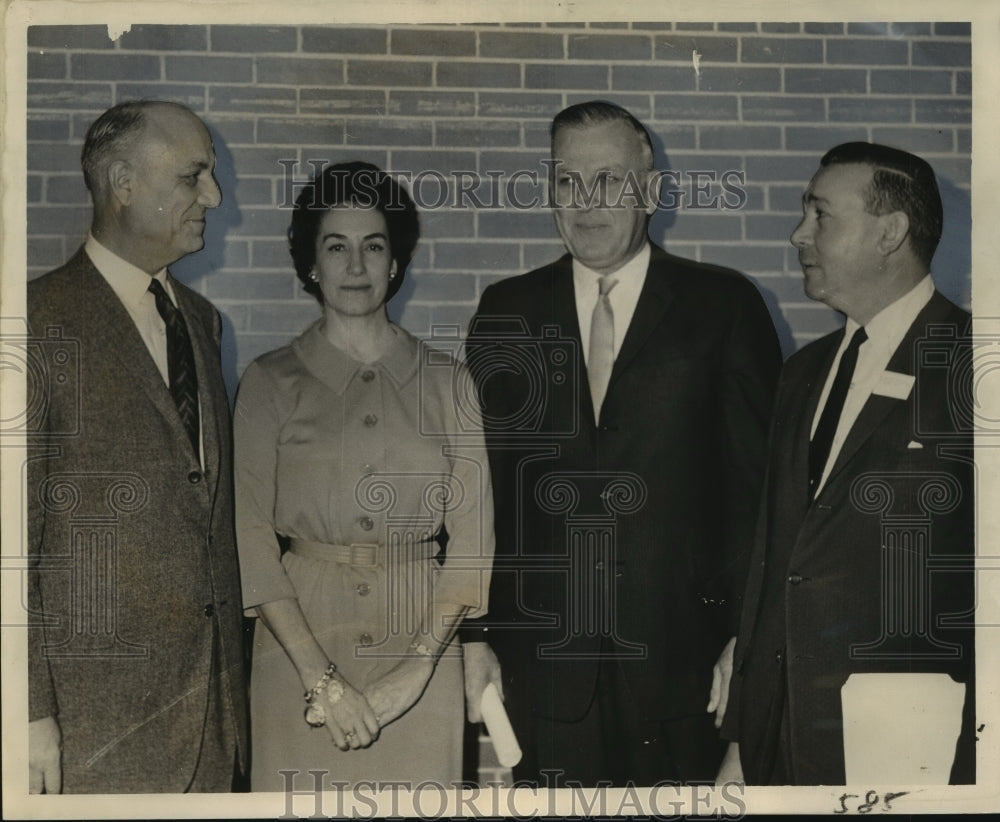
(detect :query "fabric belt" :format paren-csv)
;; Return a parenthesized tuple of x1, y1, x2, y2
(288, 538, 438, 567)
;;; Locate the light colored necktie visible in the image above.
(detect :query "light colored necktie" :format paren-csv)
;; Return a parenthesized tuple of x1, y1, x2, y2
(588, 275, 618, 419)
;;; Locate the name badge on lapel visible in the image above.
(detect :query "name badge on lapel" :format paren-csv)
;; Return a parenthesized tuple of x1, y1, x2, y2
(873, 370, 914, 400)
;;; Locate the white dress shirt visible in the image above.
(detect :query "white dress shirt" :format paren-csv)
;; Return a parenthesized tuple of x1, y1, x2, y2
(574, 243, 650, 366)
(86, 234, 203, 464)
(810, 275, 934, 494)
(86, 234, 176, 385)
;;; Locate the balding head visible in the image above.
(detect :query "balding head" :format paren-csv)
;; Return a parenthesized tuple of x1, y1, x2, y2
(84, 100, 221, 273)
(82, 101, 201, 203)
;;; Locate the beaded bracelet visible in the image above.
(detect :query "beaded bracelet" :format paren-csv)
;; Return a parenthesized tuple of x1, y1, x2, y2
(304, 662, 337, 704)
(303, 662, 337, 728)
(409, 641, 433, 658)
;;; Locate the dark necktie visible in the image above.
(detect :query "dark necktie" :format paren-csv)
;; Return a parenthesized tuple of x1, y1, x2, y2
(148, 278, 200, 455)
(809, 326, 867, 498)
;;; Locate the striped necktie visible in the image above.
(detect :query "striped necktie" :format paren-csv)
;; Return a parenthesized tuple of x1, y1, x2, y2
(148, 278, 200, 455)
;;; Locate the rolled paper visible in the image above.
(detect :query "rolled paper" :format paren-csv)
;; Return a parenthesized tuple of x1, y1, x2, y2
(480, 682, 522, 768)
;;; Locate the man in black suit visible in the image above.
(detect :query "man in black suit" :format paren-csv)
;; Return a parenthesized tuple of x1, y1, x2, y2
(715, 142, 975, 785)
(461, 100, 781, 785)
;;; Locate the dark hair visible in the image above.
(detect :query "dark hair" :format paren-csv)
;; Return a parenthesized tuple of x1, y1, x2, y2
(820, 141, 943, 268)
(81, 100, 190, 197)
(288, 161, 419, 303)
(550, 100, 655, 169)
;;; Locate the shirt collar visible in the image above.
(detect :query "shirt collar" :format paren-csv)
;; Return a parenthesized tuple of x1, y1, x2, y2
(844, 275, 934, 358)
(572, 242, 651, 290)
(292, 318, 419, 396)
(85, 234, 171, 305)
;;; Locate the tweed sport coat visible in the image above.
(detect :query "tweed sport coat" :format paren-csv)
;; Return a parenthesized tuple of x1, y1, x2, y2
(26, 249, 248, 793)
(722, 291, 976, 785)
(464, 244, 782, 725)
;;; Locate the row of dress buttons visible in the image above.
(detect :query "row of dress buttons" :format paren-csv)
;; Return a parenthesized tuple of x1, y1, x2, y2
(361, 370, 378, 428)
(358, 369, 378, 532)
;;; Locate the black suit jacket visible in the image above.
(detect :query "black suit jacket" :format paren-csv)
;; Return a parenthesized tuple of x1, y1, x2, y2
(27, 250, 248, 793)
(722, 291, 975, 784)
(465, 244, 781, 723)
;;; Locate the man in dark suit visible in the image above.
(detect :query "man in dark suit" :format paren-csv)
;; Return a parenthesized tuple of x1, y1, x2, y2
(716, 142, 975, 785)
(461, 100, 781, 785)
(27, 101, 248, 793)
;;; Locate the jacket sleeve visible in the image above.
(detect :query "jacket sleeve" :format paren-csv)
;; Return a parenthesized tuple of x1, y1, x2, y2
(713, 277, 782, 635)
(458, 283, 512, 641)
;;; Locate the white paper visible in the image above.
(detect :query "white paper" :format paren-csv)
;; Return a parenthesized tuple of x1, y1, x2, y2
(841, 673, 966, 784)
(480, 682, 522, 768)
(873, 369, 915, 400)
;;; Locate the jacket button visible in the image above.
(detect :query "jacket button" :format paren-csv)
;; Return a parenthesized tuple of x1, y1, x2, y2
(188, 470, 202, 484)
(356, 582, 371, 596)
(364, 414, 378, 427)
(775, 649, 783, 663)
(359, 516, 374, 531)
(787, 573, 803, 585)
(595, 561, 605, 571)
(203, 604, 215, 617)
(361, 370, 375, 382)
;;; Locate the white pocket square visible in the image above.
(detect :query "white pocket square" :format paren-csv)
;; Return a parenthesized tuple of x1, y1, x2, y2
(907, 440, 924, 450)
(873, 370, 915, 400)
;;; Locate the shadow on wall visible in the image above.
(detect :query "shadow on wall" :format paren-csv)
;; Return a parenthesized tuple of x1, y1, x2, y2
(933, 175, 971, 312)
(646, 138, 799, 358)
(647, 132, 678, 236)
(171, 125, 242, 405)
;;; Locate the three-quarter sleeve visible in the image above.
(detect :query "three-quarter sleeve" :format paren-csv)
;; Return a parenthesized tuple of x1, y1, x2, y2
(432, 359, 495, 618)
(234, 360, 298, 610)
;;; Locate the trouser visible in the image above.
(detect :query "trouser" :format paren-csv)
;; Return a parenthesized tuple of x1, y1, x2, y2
(514, 657, 726, 787)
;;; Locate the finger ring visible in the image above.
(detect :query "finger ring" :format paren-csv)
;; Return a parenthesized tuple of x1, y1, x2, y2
(345, 731, 356, 740)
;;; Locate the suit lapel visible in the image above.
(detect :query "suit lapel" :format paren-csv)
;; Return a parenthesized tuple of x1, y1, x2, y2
(174, 281, 221, 482)
(820, 292, 953, 493)
(79, 252, 201, 464)
(607, 246, 675, 391)
(786, 335, 841, 510)
(546, 257, 593, 430)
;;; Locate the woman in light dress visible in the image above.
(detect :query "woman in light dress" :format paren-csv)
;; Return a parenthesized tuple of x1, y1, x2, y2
(234, 161, 494, 790)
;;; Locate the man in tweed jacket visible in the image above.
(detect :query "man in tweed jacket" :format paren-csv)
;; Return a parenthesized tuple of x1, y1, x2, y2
(27, 101, 248, 793)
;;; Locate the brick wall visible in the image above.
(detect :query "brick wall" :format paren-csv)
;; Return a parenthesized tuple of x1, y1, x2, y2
(25, 21, 971, 397)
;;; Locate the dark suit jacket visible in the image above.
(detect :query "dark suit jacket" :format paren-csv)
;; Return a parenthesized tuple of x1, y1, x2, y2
(27, 249, 248, 793)
(465, 244, 781, 725)
(722, 291, 975, 785)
